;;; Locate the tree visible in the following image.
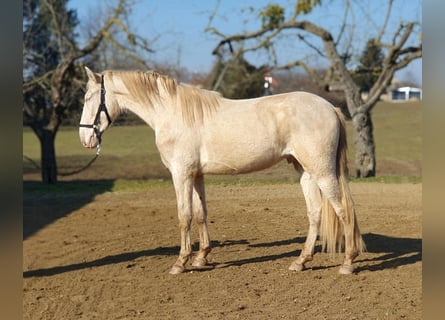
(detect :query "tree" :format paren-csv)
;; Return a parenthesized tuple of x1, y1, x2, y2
(207, 0, 422, 177)
(353, 39, 384, 93)
(23, 0, 152, 183)
(205, 56, 266, 99)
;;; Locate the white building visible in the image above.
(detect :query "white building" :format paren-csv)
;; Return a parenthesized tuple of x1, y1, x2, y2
(391, 86, 422, 101)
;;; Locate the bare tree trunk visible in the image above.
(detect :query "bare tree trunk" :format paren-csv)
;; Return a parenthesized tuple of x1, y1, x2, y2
(39, 129, 58, 184)
(30, 107, 60, 184)
(352, 110, 376, 177)
(342, 82, 376, 178)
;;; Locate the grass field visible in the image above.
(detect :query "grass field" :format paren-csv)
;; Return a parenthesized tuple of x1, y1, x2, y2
(23, 100, 421, 187)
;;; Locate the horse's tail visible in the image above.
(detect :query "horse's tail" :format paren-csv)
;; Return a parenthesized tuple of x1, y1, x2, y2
(319, 108, 366, 255)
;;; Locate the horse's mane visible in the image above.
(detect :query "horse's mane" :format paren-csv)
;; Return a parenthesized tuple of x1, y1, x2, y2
(106, 70, 221, 125)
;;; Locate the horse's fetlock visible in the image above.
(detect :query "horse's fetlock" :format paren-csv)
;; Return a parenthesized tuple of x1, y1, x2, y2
(339, 264, 354, 275)
(192, 256, 207, 268)
(169, 264, 186, 275)
(289, 260, 305, 272)
(203, 246, 212, 254)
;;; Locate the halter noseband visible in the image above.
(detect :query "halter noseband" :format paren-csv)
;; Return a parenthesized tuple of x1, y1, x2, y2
(79, 75, 112, 154)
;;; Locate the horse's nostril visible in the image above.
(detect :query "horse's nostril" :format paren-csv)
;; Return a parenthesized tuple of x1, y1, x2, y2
(80, 133, 93, 148)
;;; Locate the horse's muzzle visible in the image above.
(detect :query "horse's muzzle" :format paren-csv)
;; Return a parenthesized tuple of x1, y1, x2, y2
(79, 127, 100, 148)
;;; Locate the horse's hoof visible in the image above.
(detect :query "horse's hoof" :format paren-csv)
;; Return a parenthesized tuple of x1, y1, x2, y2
(169, 265, 185, 275)
(339, 264, 354, 275)
(288, 261, 304, 272)
(192, 257, 207, 268)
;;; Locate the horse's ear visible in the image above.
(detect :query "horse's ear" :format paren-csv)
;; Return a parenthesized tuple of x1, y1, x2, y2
(84, 66, 101, 83)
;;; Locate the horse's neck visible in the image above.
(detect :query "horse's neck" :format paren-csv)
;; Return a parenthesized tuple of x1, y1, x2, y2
(115, 91, 171, 131)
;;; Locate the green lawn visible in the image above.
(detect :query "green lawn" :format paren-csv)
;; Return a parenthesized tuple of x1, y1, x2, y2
(346, 101, 422, 162)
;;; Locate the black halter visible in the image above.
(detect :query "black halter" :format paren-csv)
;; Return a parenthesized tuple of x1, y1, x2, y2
(79, 75, 112, 149)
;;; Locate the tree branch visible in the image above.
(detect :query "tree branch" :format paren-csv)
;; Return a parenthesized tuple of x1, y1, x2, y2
(364, 22, 421, 110)
(210, 23, 277, 55)
(297, 33, 325, 57)
(76, 0, 127, 58)
(335, 0, 351, 46)
(376, 0, 393, 42)
(42, 0, 65, 57)
(23, 71, 54, 94)
(275, 60, 325, 85)
(208, 1, 421, 118)
(102, 30, 150, 68)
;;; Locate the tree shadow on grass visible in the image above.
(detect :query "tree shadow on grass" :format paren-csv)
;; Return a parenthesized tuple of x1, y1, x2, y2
(23, 180, 115, 239)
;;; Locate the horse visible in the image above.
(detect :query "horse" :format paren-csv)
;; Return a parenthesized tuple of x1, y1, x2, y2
(79, 67, 365, 275)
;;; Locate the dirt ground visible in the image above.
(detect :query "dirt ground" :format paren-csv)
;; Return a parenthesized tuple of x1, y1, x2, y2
(23, 181, 421, 319)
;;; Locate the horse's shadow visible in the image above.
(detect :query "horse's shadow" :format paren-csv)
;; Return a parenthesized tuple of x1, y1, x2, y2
(23, 245, 179, 278)
(23, 233, 421, 278)
(217, 233, 421, 272)
(354, 233, 422, 272)
(22, 240, 243, 278)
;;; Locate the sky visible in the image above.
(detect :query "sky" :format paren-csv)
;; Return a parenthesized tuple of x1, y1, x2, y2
(68, 0, 422, 85)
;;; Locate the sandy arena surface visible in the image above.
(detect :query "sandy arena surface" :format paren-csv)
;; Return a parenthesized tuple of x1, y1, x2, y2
(23, 182, 421, 319)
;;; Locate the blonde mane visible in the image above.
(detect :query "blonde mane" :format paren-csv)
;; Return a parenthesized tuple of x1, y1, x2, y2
(106, 70, 221, 125)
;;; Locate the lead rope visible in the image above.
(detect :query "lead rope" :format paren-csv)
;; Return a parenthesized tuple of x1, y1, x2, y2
(23, 151, 100, 177)
(58, 152, 99, 176)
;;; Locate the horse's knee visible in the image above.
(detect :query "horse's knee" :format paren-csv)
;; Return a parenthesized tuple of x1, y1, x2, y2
(193, 213, 206, 225)
(178, 213, 192, 228)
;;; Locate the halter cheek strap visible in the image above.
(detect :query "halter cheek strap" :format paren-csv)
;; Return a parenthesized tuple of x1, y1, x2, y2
(79, 75, 112, 154)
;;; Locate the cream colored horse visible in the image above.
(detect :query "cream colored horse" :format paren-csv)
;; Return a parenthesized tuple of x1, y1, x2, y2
(79, 67, 365, 275)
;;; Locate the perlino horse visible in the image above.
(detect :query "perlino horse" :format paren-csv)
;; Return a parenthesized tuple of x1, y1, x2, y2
(79, 68, 365, 275)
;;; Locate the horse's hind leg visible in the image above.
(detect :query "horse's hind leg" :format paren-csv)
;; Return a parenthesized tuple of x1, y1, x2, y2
(289, 172, 322, 271)
(317, 175, 359, 275)
(191, 175, 211, 268)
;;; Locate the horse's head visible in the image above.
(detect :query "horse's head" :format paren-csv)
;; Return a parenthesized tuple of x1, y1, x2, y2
(79, 67, 114, 151)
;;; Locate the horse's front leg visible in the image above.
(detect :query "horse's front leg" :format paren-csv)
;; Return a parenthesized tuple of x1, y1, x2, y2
(169, 172, 194, 275)
(191, 175, 211, 268)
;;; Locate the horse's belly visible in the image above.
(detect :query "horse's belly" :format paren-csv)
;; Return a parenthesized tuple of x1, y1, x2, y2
(199, 109, 288, 175)
(200, 143, 283, 175)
